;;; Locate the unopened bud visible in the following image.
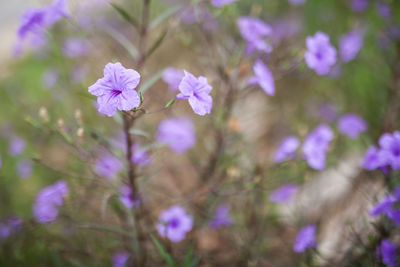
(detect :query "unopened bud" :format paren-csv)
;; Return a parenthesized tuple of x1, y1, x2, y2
(77, 127, 84, 138)
(39, 107, 49, 122)
(74, 109, 83, 125)
(57, 119, 65, 132)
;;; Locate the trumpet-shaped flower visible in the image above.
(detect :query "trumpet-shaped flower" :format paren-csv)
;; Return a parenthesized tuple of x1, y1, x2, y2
(238, 17, 273, 53)
(337, 113, 367, 139)
(88, 62, 141, 117)
(157, 205, 193, 242)
(305, 32, 337, 75)
(273, 136, 299, 162)
(249, 59, 275, 96)
(293, 225, 317, 253)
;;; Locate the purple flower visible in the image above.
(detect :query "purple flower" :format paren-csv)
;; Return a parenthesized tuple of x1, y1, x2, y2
(293, 224, 317, 253)
(305, 32, 337, 75)
(351, 0, 368, 12)
(0, 217, 22, 239)
(112, 252, 130, 267)
(156, 117, 196, 154)
(63, 38, 90, 58)
(157, 205, 193, 242)
(8, 137, 26, 156)
(131, 144, 150, 166)
(339, 30, 363, 63)
(17, 160, 33, 179)
(377, 3, 391, 18)
(289, 0, 306, 5)
(209, 205, 233, 229)
(377, 240, 398, 267)
(249, 59, 275, 96)
(42, 69, 59, 89)
(379, 131, 400, 170)
(33, 180, 69, 223)
(162, 68, 184, 91)
(369, 195, 395, 217)
(362, 146, 386, 170)
(119, 185, 140, 209)
(88, 62, 141, 117)
(176, 71, 213, 116)
(337, 113, 367, 139)
(273, 136, 300, 163)
(211, 0, 238, 7)
(95, 153, 123, 179)
(302, 124, 334, 170)
(45, 0, 69, 25)
(269, 183, 299, 203)
(237, 17, 273, 53)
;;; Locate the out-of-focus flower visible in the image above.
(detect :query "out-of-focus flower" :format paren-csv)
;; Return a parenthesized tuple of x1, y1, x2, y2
(88, 62, 141, 117)
(157, 205, 193, 242)
(319, 103, 337, 122)
(95, 153, 123, 179)
(112, 252, 130, 267)
(156, 117, 196, 154)
(379, 131, 400, 170)
(17, 160, 33, 179)
(369, 195, 395, 217)
(119, 185, 140, 209)
(63, 38, 90, 58)
(211, 0, 238, 7)
(15, 0, 69, 54)
(339, 30, 363, 62)
(9, 137, 26, 156)
(42, 69, 59, 89)
(209, 205, 233, 229)
(302, 124, 334, 170)
(362, 146, 386, 170)
(337, 113, 367, 139)
(249, 59, 275, 96)
(350, 0, 368, 12)
(162, 68, 184, 91)
(237, 17, 273, 54)
(33, 180, 69, 223)
(269, 184, 299, 203)
(131, 144, 150, 166)
(289, 0, 305, 5)
(377, 3, 391, 18)
(271, 17, 302, 44)
(377, 240, 398, 267)
(293, 224, 317, 253)
(0, 217, 22, 239)
(180, 6, 219, 32)
(273, 136, 299, 163)
(305, 32, 337, 75)
(176, 71, 212, 116)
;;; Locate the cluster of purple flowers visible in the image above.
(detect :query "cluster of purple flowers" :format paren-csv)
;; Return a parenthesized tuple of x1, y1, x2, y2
(33, 180, 69, 223)
(157, 205, 193, 242)
(362, 131, 400, 171)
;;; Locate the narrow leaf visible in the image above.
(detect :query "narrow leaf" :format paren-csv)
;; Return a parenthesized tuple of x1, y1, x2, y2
(138, 70, 164, 94)
(150, 234, 176, 267)
(110, 3, 138, 28)
(150, 5, 182, 29)
(164, 98, 176, 109)
(146, 29, 168, 59)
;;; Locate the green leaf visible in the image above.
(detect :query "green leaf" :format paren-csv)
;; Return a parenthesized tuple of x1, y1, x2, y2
(146, 29, 168, 59)
(104, 27, 138, 60)
(150, 234, 177, 267)
(110, 3, 138, 28)
(138, 69, 164, 94)
(183, 244, 194, 267)
(139, 91, 144, 104)
(164, 98, 176, 109)
(150, 5, 182, 29)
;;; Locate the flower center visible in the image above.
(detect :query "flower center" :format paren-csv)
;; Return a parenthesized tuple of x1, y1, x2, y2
(169, 217, 180, 229)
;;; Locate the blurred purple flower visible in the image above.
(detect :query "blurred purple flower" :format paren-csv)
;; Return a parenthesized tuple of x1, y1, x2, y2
(271, 17, 302, 44)
(305, 32, 337, 75)
(377, 3, 391, 18)
(379, 131, 400, 170)
(377, 240, 398, 267)
(119, 185, 140, 209)
(0, 217, 22, 239)
(237, 17, 273, 54)
(209, 205, 233, 229)
(289, 0, 305, 5)
(88, 62, 141, 117)
(211, 0, 238, 7)
(112, 252, 130, 267)
(33, 180, 69, 223)
(131, 144, 150, 166)
(302, 124, 334, 170)
(8, 137, 26, 156)
(293, 224, 317, 253)
(339, 30, 363, 63)
(156, 117, 196, 154)
(162, 68, 184, 91)
(180, 6, 219, 32)
(176, 71, 213, 116)
(17, 160, 33, 179)
(273, 136, 300, 163)
(351, 0, 368, 12)
(362, 146, 386, 170)
(63, 38, 90, 58)
(249, 59, 275, 96)
(42, 69, 59, 89)
(95, 153, 123, 179)
(337, 113, 367, 139)
(269, 183, 299, 203)
(157, 205, 193, 242)
(369, 195, 395, 217)
(319, 103, 337, 122)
